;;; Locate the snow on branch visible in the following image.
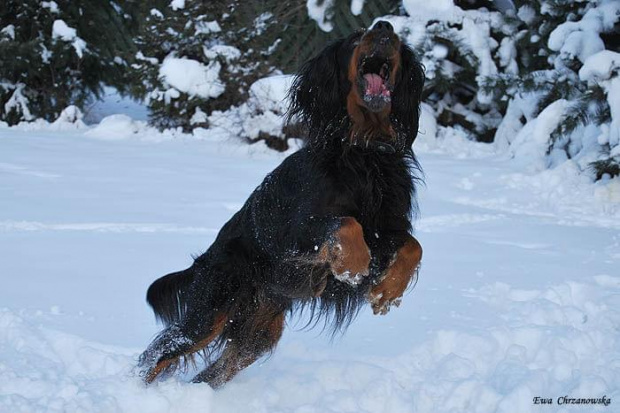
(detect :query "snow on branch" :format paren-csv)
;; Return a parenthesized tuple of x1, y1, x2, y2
(52, 20, 87, 58)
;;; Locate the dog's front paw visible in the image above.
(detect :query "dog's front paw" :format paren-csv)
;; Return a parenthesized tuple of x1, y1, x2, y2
(368, 288, 403, 315)
(368, 236, 422, 315)
(326, 241, 371, 286)
(333, 268, 368, 286)
(321, 217, 371, 286)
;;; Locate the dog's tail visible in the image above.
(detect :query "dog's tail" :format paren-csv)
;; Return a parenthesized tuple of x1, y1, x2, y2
(146, 268, 195, 326)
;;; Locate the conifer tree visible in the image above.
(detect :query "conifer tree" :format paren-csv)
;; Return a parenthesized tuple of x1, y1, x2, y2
(132, 1, 279, 131)
(481, 0, 620, 179)
(402, 3, 509, 142)
(0, 0, 137, 124)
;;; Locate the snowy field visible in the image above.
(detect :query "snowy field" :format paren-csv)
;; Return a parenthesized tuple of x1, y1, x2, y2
(1, 113, 619, 413)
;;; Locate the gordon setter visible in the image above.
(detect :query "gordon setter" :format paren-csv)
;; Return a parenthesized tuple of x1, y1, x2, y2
(139, 21, 425, 388)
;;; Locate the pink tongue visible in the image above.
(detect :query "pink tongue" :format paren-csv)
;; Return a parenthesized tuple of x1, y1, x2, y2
(364, 73, 384, 96)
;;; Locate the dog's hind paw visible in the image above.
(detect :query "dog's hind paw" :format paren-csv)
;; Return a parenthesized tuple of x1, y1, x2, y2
(140, 357, 176, 384)
(138, 343, 179, 384)
(138, 325, 193, 383)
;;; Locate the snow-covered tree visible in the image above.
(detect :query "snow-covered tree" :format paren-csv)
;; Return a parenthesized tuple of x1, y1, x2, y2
(0, 0, 137, 125)
(133, 1, 279, 131)
(482, 0, 620, 179)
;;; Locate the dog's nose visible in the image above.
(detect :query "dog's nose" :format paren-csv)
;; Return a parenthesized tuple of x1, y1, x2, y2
(372, 21, 394, 34)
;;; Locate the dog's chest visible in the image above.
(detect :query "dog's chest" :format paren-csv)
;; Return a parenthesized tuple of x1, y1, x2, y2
(334, 155, 413, 226)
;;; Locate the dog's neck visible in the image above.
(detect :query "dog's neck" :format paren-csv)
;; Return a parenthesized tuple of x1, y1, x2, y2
(347, 138, 397, 154)
(346, 83, 396, 141)
(346, 101, 396, 145)
(342, 112, 400, 155)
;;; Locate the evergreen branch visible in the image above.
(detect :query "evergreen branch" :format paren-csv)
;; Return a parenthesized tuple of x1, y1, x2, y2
(590, 157, 620, 180)
(550, 84, 611, 143)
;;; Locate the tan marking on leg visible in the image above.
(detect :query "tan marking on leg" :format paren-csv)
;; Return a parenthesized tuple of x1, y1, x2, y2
(195, 312, 286, 388)
(318, 217, 371, 285)
(369, 235, 422, 315)
(222, 312, 285, 385)
(145, 358, 174, 384)
(145, 313, 227, 384)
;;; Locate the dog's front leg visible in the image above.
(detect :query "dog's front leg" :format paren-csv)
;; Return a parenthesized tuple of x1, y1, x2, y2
(275, 216, 371, 297)
(315, 216, 371, 289)
(368, 234, 422, 315)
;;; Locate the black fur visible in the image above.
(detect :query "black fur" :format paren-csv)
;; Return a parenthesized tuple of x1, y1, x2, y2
(139, 25, 425, 387)
(146, 269, 194, 325)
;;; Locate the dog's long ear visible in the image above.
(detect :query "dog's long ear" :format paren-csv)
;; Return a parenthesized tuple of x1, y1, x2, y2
(392, 44, 425, 145)
(287, 38, 351, 134)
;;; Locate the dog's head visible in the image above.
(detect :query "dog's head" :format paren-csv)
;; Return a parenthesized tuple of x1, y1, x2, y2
(289, 21, 425, 149)
(348, 20, 402, 114)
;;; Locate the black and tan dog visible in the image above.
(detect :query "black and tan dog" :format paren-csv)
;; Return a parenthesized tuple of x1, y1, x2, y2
(139, 21, 425, 388)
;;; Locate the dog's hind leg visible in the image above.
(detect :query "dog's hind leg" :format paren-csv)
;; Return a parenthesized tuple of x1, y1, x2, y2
(140, 312, 227, 384)
(191, 310, 285, 388)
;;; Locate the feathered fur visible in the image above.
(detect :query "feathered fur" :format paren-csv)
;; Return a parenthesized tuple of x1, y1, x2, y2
(146, 269, 194, 325)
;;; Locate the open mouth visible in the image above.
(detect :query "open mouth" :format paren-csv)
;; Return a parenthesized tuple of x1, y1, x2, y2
(358, 55, 392, 108)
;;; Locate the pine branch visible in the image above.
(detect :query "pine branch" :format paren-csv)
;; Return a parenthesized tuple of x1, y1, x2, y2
(550, 84, 611, 143)
(590, 157, 620, 180)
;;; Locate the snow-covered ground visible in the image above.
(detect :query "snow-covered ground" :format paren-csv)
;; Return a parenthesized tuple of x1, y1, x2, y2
(1, 114, 619, 412)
